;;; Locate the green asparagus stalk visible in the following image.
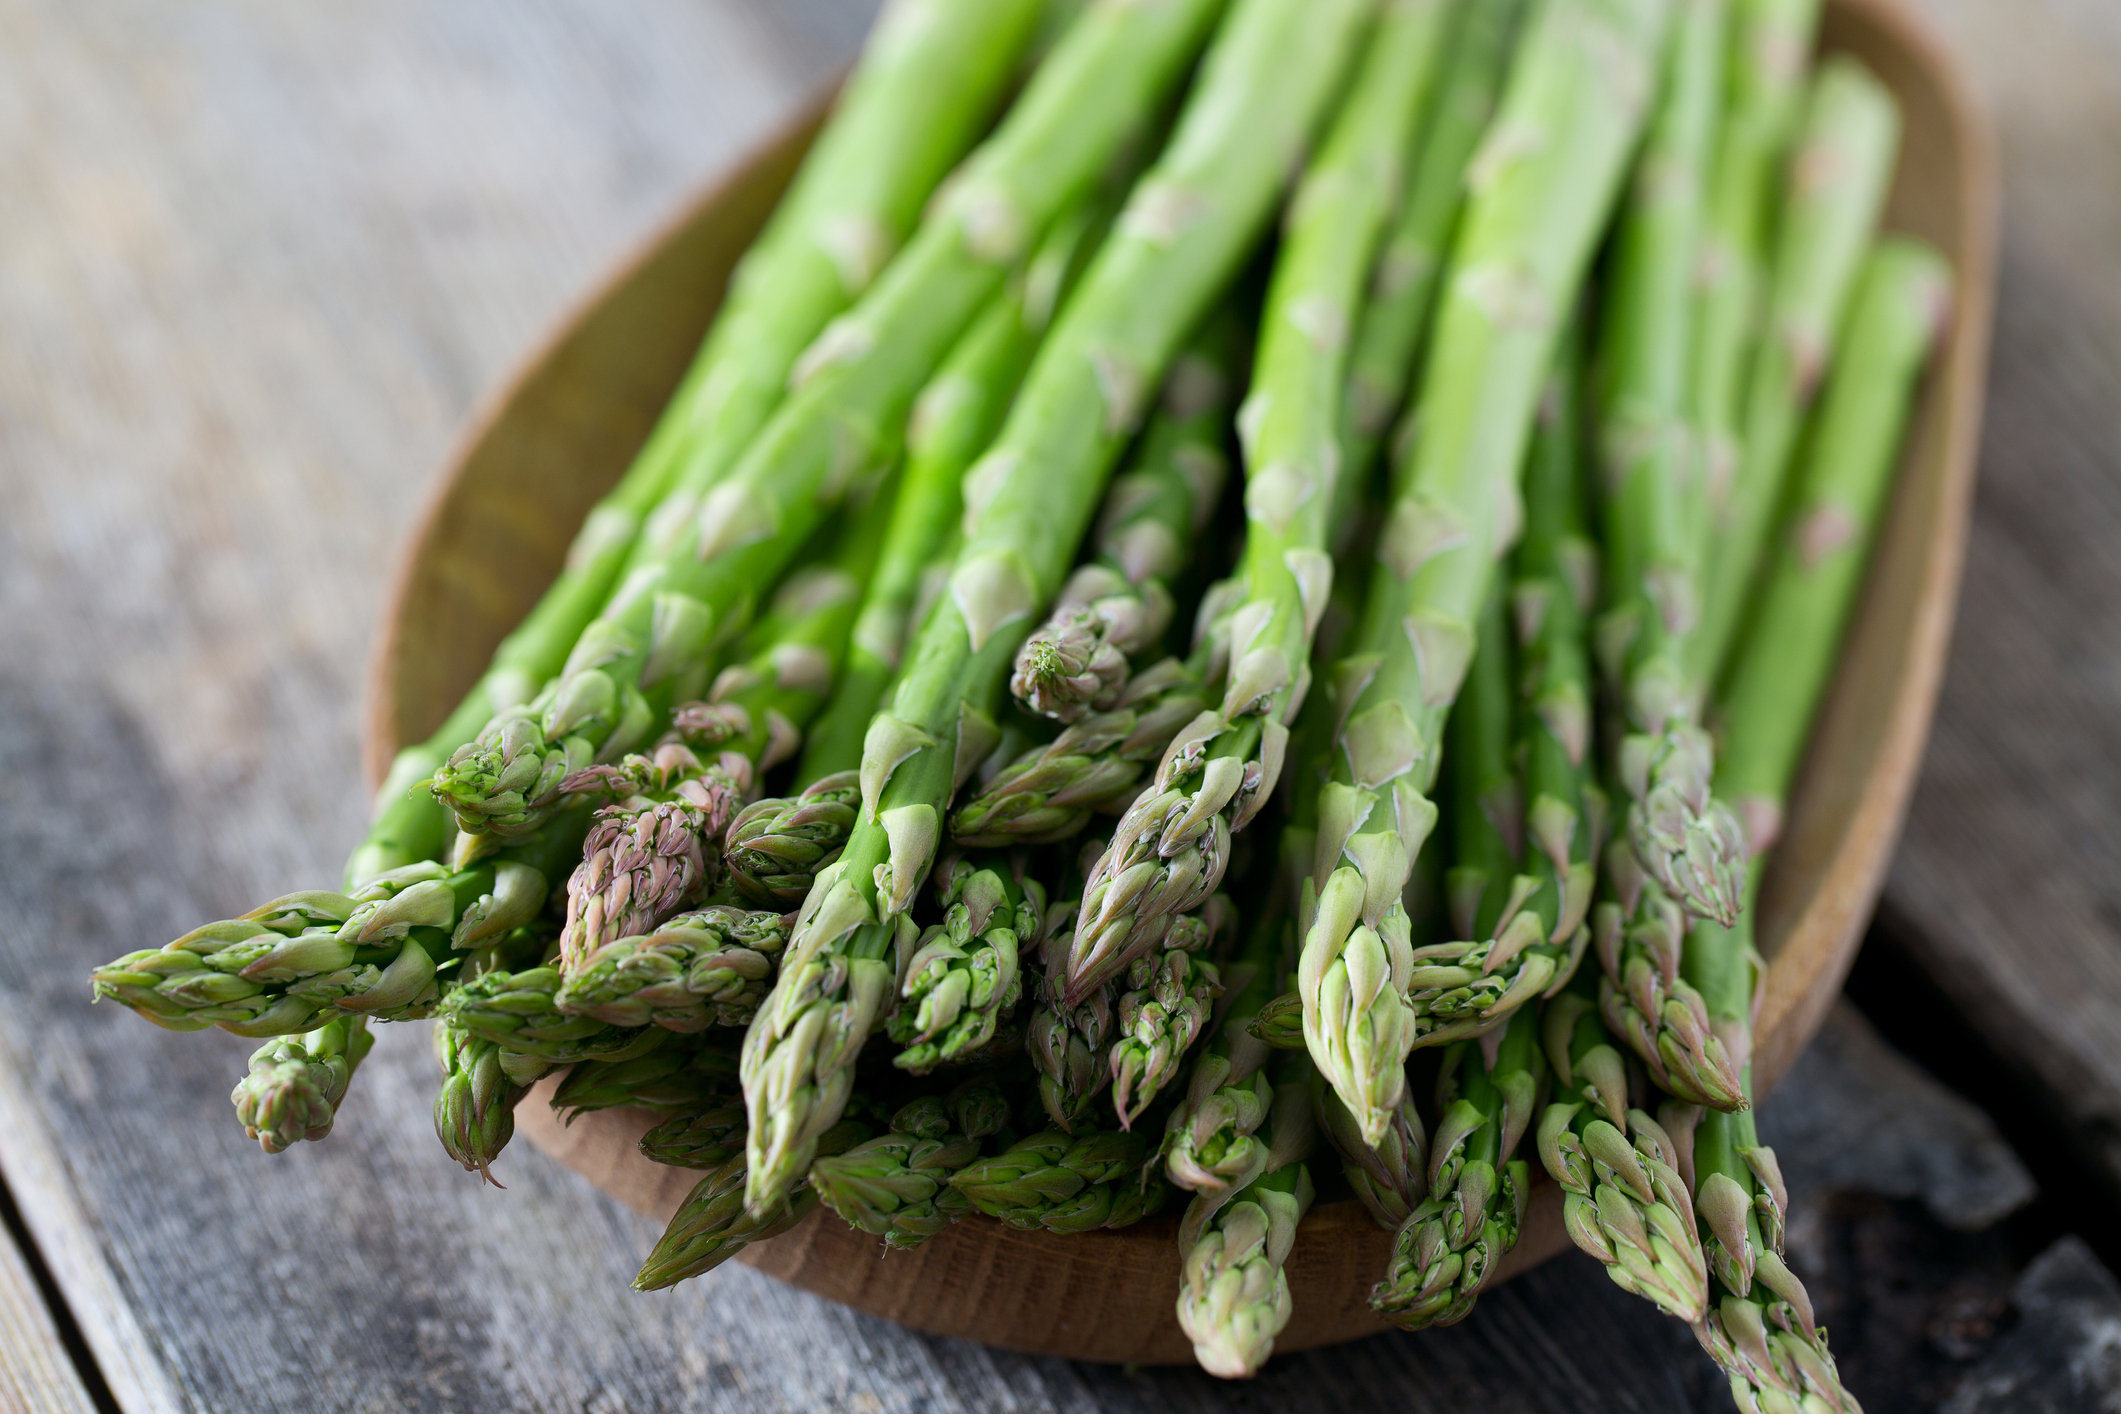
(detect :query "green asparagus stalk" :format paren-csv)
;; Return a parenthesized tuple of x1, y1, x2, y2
(741, 0, 1368, 1217)
(1316, 1079, 1427, 1230)
(633, 1113, 875, 1291)
(950, 1125, 1168, 1233)
(1067, 0, 1439, 1002)
(92, 827, 585, 1037)
(1012, 318, 1241, 720)
(638, 1103, 747, 1170)
(1507, 336, 1604, 1009)
(432, 1019, 546, 1182)
(810, 1082, 1013, 1250)
(1175, 1052, 1318, 1378)
(1161, 898, 1287, 1196)
(230, 1013, 373, 1154)
(886, 857, 1043, 1073)
(1403, 588, 1579, 1045)
(1689, 56, 1902, 686)
(1536, 986, 1710, 1321)
(438, 964, 669, 1066)
(1691, 0, 1826, 559)
(1685, 239, 1946, 1413)
(554, 906, 792, 1032)
(1338, 0, 1522, 497)
(1590, 0, 1747, 931)
(798, 203, 1113, 781)
(549, 1037, 740, 1117)
(723, 773, 861, 909)
(1299, 0, 1670, 1146)
(1370, 1008, 1539, 1329)
(950, 618, 1231, 846)
(350, 0, 1042, 885)
(1110, 907, 1228, 1127)
(427, 0, 1230, 847)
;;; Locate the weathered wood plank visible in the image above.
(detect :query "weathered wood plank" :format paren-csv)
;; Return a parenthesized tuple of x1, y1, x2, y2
(0, 1215, 98, 1414)
(1885, 0, 2121, 1196)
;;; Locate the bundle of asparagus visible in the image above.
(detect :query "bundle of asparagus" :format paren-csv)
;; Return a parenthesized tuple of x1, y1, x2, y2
(93, 0, 1955, 1394)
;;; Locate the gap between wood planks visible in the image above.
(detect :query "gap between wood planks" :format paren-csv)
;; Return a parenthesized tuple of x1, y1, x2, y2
(0, 1156, 118, 1414)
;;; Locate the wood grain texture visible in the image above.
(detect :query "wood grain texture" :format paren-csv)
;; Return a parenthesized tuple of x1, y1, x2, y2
(369, 0, 1991, 1363)
(1881, 0, 2121, 1200)
(0, 1189, 99, 1414)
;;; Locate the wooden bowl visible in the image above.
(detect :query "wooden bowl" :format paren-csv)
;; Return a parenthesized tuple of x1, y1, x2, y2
(366, 0, 1995, 1366)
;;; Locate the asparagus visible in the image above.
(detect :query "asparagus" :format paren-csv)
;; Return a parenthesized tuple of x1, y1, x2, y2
(230, 1013, 373, 1153)
(1691, 0, 1826, 560)
(1689, 57, 1903, 686)
(1317, 1080, 1427, 1230)
(432, 1020, 543, 1182)
(1590, 0, 1746, 929)
(1110, 904, 1229, 1127)
(723, 773, 861, 909)
(1536, 986, 1710, 1321)
(1012, 317, 1241, 720)
(1067, 0, 1442, 1002)
(951, 619, 1230, 847)
(1338, 0, 1522, 497)
(1161, 903, 1286, 1196)
(1371, 1008, 1539, 1329)
(639, 1103, 746, 1170)
(550, 1038, 740, 1118)
(886, 857, 1043, 1073)
(555, 906, 793, 1033)
(1506, 337, 1604, 1012)
(741, 0, 1371, 1216)
(350, 0, 1041, 885)
(438, 964, 669, 1066)
(427, 0, 1230, 846)
(1300, 0, 1670, 1146)
(1175, 1053, 1317, 1378)
(1405, 587, 1576, 1046)
(810, 1081, 1013, 1249)
(634, 1113, 876, 1291)
(952, 1125, 1167, 1234)
(92, 830, 583, 1037)
(1682, 239, 1945, 1413)
(798, 203, 1112, 780)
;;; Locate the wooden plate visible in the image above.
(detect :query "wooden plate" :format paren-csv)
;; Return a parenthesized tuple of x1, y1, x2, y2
(365, 0, 1995, 1366)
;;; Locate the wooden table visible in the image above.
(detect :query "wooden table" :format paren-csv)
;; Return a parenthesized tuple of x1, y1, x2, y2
(0, 0, 2112, 1408)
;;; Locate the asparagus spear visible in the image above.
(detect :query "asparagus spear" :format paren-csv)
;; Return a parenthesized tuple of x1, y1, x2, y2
(438, 964, 669, 1066)
(950, 1125, 1168, 1233)
(638, 1103, 746, 1170)
(550, 1037, 740, 1118)
(1337, 0, 1524, 500)
(426, 0, 1231, 847)
(1175, 1052, 1317, 1378)
(810, 1081, 1012, 1250)
(1067, 0, 1442, 1001)
(92, 830, 584, 1037)
(723, 773, 861, 909)
(1012, 317, 1241, 720)
(797, 203, 1113, 781)
(1316, 1079, 1427, 1231)
(555, 906, 793, 1033)
(1590, 0, 1747, 930)
(1684, 239, 1946, 1412)
(1110, 901, 1230, 1126)
(1691, 0, 1826, 560)
(432, 1020, 544, 1182)
(1299, 0, 1671, 1146)
(1370, 1008, 1539, 1329)
(1688, 57, 1902, 685)
(1536, 986, 1710, 1320)
(1161, 898, 1286, 1197)
(740, 0, 1371, 1216)
(886, 857, 1043, 1073)
(230, 1013, 373, 1154)
(350, 0, 1043, 885)
(634, 1113, 876, 1291)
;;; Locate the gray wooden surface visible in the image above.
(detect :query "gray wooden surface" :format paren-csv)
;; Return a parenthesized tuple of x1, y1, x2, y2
(0, 0, 2111, 1409)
